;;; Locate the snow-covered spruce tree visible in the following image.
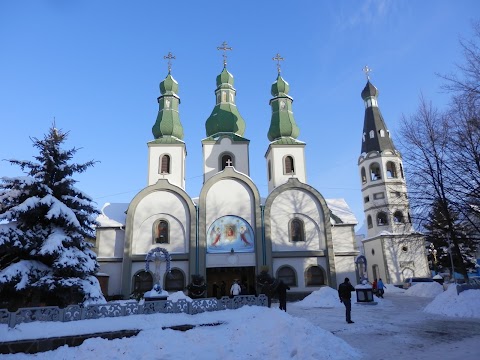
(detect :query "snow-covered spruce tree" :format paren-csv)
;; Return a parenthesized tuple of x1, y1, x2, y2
(0, 126, 105, 310)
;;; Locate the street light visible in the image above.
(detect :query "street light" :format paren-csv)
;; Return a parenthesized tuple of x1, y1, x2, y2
(446, 235, 456, 284)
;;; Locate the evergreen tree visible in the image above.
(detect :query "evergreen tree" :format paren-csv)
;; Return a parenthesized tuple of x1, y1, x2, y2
(0, 126, 105, 309)
(424, 198, 478, 276)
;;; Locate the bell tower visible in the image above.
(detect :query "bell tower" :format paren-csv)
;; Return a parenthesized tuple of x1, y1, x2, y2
(358, 66, 412, 238)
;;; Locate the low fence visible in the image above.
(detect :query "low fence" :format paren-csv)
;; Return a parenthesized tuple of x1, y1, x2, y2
(456, 283, 480, 295)
(0, 295, 268, 329)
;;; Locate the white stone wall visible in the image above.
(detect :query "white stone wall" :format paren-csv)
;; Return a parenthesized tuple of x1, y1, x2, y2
(96, 228, 125, 258)
(330, 225, 356, 253)
(266, 146, 306, 193)
(205, 178, 255, 230)
(334, 256, 358, 287)
(358, 151, 411, 238)
(206, 252, 256, 267)
(98, 262, 123, 296)
(269, 189, 325, 251)
(147, 143, 186, 189)
(203, 137, 249, 182)
(132, 191, 190, 255)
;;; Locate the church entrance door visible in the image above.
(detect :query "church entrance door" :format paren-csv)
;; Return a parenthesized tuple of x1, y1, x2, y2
(206, 267, 256, 298)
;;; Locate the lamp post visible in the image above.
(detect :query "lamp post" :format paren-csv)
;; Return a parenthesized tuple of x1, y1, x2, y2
(446, 235, 456, 283)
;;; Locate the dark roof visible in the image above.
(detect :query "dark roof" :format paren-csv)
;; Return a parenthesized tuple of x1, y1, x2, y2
(360, 81, 396, 153)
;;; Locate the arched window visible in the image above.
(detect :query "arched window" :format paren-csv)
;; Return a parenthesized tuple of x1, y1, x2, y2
(386, 162, 397, 178)
(369, 163, 382, 181)
(361, 167, 367, 184)
(133, 271, 153, 296)
(379, 129, 385, 137)
(377, 212, 388, 226)
(159, 154, 171, 174)
(393, 211, 405, 224)
(220, 153, 234, 170)
(290, 218, 305, 242)
(153, 219, 169, 244)
(369, 130, 374, 139)
(305, 266, 325, 286)
(164, 268, 185, 292)
(268, 160, 272, 181)
(367, 215, 373, 229)
(400, 163, 404, 179)
(284, 156, 295, 175)
(277, 266, 297, 287)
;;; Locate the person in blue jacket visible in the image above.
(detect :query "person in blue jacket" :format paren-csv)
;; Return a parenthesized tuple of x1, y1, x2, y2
(377, 278, 386, 298)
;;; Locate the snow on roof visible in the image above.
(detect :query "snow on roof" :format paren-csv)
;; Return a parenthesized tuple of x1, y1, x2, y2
(96, 203, 128, 228)
(325, 198, 358, 225)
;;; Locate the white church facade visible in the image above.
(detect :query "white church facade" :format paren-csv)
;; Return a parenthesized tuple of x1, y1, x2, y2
(94, 56, 428, 300)
(95, 55, 362, 299)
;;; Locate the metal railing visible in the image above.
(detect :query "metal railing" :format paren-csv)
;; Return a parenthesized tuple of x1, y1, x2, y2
(0, 295, 268, 328)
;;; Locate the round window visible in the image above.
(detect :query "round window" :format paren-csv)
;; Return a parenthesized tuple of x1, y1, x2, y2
(402, 246, 408, 252)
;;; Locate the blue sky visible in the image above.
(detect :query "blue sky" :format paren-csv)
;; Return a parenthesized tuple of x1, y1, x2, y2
(1, 1, 479, 228)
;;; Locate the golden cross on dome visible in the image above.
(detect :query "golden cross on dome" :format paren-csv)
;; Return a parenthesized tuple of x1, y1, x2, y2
(164, 52, 176, 73)
(273, 53, 285, 73)
(217, 41, 232, 67)
(363, 65, 372, 80)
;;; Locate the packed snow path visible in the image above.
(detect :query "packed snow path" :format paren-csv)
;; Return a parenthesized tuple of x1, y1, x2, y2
(289, 292, 480, 360)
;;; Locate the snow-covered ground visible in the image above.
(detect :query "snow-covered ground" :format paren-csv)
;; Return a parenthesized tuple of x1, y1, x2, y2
(1, 283, 480, 359)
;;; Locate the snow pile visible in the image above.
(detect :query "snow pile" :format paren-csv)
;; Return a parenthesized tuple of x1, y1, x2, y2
(424, 285, 480, 318)
(404, 282, 444, 297)
(0, 306, 361, 360)
(293, 286, 345, 308)
(167, 291, 193, 302)
(384, 285, 405, 293)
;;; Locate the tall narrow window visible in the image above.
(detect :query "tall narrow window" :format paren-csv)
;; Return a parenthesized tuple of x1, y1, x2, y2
(305, 266, 325, 286)
(284, 156, 294, 175)
(268, 160, 272, 181)
(377, 212, 388, 226)
(159, 155, 171, 174)
(400, 163, 404, 178)
(221, 154, 233, 170)
(386, 162, 397, 178)
(361, 167, 367, 184)
(154, 220, 169, 244)
(393, 211, 405, 224)
(367, 215, 373, 229)
(290, 218, 305, 242)
(370, 163, 382, 181)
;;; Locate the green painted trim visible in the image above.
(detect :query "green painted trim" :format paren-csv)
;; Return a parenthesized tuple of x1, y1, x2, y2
(264, 177, 337, 288)
(122, 179, 197, 298)
(198, 167, 263, 280)
(201, 133, 250, 144)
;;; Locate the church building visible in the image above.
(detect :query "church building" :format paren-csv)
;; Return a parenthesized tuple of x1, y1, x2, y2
(95, 50, 362, 299)
(357, 68, 429, 285)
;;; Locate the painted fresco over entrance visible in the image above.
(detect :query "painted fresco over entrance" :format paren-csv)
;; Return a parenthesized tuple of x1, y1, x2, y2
(207, 215, 254, 253)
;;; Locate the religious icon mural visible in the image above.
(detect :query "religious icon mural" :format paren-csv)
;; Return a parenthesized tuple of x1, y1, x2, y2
(207, 215, 254, 253)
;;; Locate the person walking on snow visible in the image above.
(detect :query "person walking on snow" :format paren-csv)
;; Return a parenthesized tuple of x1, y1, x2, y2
(377, 278, 386, 298)
(338, 277, 355, 324)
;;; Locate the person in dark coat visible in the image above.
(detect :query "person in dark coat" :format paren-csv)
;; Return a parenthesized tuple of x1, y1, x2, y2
(338, 277, 355, 324)
(277, 280, 290, 312)
(220, 281, 226, 297)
